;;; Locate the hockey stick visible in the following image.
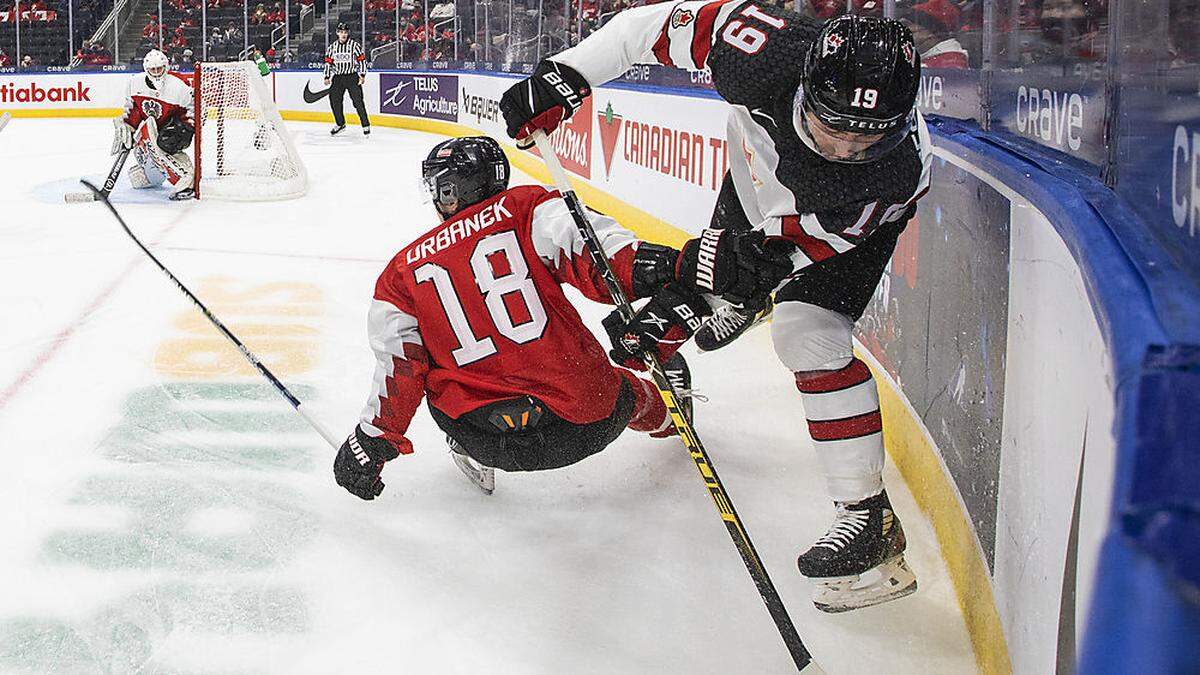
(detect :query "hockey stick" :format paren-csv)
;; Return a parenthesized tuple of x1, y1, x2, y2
(79, 178, 341, 450)
(531, 132, 823, 674)
(0, 112, 11, 134)
(66, 148, 131, 203)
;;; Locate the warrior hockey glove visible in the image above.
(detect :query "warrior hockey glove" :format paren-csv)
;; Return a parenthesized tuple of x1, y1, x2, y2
(112, 118, 134, 155)
(603, 281, 712, 370)
(500, 60, 591, 147)
(333, 425, 400, 500)
(676, 229, 795, 304)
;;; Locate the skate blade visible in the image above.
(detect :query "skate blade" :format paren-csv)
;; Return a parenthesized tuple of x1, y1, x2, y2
(811, 556, 918, 614)
(450, 451, 495, 495)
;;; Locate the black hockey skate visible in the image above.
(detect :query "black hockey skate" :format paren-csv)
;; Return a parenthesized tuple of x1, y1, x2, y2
(330, 124, 346, 136)
(694, 296, 773, 352)
(447, 435, 494, 495)
(168, 188, 195, 201)
(796, 490, 917, 613)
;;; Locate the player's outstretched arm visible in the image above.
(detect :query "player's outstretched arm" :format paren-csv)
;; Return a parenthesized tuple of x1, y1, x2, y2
(501, 0, 741, 143)
(335, 270, 430, 500)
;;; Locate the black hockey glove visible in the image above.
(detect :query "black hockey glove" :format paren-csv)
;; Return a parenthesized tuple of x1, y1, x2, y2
(603, 281, 711, 370)
(500, 60, 591, 147)
(333, 426, 400, 501)
(157, 116, 194, 155)
(676, 229, 795, 304)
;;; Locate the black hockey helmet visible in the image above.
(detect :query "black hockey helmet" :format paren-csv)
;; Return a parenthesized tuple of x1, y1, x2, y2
(336, 22, 349, 33)
(422, 136, 510, 218)
(795, 16, 920, 163)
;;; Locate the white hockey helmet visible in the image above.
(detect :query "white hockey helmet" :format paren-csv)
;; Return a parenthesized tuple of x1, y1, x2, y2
(143, 49, 169, 87)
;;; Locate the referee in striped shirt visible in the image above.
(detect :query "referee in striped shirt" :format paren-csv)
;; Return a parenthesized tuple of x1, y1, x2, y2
(324, 23, 370, 135)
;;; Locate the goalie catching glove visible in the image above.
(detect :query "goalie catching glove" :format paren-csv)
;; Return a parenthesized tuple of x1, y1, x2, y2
(500, 60, 591, 147)
(677, 229, 796, 304)
(603, 282, 711, 370)
(334, 426, 400, 500)
(156, 116, 194, 155)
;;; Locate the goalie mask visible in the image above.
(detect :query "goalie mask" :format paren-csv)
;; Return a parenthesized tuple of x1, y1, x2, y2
(421, 137, 510, 218)
(143, 49, 170, 89)
(795, 16, 920, 164)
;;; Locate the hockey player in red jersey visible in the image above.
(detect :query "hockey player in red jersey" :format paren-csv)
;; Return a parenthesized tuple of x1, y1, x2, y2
(501, 9, 930, 613)
(111, 49, 196, 200)
(333, 136, 722, 499)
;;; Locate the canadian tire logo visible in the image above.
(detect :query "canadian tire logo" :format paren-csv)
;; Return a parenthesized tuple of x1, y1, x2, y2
(598, 102, 624, 181)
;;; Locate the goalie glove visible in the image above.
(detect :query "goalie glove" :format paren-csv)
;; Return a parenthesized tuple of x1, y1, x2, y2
(676, 229, 796, 304)
(111, 118, 134, 155)
(333, 425, 400, 500)
(156, 116, 194, 155)
(500, 60, 591, 147)
(603, 282, 712, 370)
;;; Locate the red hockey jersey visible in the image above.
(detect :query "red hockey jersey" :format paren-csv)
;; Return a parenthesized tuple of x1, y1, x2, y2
(359, 184, 641, 456)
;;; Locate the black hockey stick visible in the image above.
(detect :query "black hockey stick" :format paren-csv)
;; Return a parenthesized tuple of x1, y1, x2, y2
(80, 179, 341, 451)
(531, 133, 824, 674)
(66, 148, 131, 203)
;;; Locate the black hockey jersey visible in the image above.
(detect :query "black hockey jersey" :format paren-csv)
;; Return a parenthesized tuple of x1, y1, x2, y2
(552, 0, 931, 269)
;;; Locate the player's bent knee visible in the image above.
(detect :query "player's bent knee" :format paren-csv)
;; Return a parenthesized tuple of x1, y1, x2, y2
(771, 301, 855, 373)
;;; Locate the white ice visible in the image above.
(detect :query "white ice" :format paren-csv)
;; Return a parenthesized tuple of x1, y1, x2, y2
(0, 119, 974, 674)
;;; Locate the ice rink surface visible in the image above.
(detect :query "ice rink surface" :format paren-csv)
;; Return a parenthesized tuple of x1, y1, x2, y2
(0, 119, 974, 674)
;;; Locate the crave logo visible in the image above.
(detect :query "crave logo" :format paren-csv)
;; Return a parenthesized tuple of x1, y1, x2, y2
(595, 101, 728, 192)
(379, 73, 458, 122)
(1014, 86, 1085, 152)
(1172, 125, 1200, 236)
(532, 94, 592, 178)
(0, 80, 91, 104)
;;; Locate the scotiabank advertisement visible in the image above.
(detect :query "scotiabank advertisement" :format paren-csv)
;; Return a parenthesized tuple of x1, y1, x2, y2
(0, 73, 127, 110)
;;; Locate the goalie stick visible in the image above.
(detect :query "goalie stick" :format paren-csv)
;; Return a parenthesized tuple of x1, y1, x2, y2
(0, 112, 10, 134)
(531, 132, 824, 674)
(65, 148, 131, 203)
(79, 178, 341, 451)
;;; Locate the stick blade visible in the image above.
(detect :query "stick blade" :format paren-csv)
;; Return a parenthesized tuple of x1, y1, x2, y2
(64, 192, 97, 203)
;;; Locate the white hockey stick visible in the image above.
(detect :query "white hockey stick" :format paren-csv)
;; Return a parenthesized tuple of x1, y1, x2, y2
(0, 112, 11, 134)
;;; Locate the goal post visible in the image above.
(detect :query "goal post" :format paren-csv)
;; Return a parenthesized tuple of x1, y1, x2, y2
(192, 61, 307, 201)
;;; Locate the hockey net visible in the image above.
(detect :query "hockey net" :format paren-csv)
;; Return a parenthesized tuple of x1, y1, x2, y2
(193, 61, 307, 200)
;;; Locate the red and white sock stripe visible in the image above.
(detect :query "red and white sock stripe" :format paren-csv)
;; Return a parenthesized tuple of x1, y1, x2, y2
(795, 357, 885, 502)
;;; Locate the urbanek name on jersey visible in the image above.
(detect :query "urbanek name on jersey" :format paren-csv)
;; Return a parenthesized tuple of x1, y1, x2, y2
(0, 81, 91, 103)
(406, 196, 513, 264)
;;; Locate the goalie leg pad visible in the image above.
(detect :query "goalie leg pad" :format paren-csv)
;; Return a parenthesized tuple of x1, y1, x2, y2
(136, 118, 193, 190)
(129, 147, 163, 189)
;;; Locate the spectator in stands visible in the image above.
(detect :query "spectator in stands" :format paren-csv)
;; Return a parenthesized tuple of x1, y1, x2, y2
(143, 14, 162, 42)
(0, 49, 10, 68)
(267, 2, 285, 24)
(901, 0, 969, 69)
(251, 3, 268, 23)
(20, 55, 34, 70)
(225, 21, 243, 44)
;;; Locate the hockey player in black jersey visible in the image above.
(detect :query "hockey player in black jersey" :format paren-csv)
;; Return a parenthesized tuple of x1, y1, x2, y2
(501, 7, 930, 614)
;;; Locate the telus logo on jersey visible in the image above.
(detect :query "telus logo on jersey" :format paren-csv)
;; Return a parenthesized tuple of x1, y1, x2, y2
(0, 81, 90, 104)
(406, 197, 513, 264)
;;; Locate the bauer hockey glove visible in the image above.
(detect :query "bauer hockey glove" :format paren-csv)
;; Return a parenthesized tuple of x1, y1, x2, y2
(603, 281, 712, 370)
(676, 229, 795, 304)
(500, 60, 591, 147)
(333, 425, 400, 500)
(111, 118, 134, 155)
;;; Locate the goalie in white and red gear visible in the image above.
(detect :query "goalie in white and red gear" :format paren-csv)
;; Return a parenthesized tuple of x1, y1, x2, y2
(332, 136, 702, 501)
(111, 49, 196, 199)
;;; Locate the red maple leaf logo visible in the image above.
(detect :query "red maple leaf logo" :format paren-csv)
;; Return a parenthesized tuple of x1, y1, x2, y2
(823, 33, 845, 56)
(671, 8, 694, 29)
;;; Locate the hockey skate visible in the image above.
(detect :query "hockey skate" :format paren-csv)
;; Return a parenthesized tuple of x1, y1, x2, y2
(447, 435, 495, 495)
(796, 490, 917, 613)
(695, 296, 773, 352)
